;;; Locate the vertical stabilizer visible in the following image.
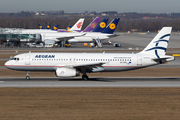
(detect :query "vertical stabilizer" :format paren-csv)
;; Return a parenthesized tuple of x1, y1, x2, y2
(69, 18, 85, 31)
(83, 17, 100, 32)
(101, 18, 120, 34)
(139, 27, 172, 58)
(92, 18, 109, 32)
(46, 24, 51, 29)
(39, 24, 44, 29)
(52, 24, 59, 30)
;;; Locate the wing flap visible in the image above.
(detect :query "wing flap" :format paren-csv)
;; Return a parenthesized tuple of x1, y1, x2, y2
(65, 62, 105, 70)
(56, 33, 86, 41)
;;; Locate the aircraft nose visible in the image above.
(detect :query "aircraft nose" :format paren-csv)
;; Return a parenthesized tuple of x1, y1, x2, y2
(5, 61, 12, 69)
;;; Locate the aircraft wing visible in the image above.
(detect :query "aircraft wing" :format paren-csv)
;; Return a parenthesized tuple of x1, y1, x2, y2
(56, 33, 86, 41)
(65, 62, 106, 71)
(106, 34, 120, 38)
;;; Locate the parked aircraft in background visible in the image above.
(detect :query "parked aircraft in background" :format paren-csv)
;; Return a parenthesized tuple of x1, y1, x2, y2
(40, 18, 119, 47)
(5, 27, 174, 80)
(57, 16, 100, 32)
(39, 24, 58, 30)
(67, 18, 120, 47)
(58, 18, 85, 32)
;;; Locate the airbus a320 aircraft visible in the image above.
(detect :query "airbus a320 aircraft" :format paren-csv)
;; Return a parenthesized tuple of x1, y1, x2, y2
(5, 27, 174, 80)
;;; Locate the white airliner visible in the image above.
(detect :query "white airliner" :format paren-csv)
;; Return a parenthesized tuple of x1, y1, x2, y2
(5, 27, 174, 80)
(5, 18, 85, 34)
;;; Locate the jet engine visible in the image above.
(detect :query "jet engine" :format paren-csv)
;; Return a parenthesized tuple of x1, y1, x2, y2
(56, 68, 80, 77)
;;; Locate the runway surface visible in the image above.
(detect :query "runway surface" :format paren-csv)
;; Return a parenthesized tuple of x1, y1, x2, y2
(0, 77, 180, 87)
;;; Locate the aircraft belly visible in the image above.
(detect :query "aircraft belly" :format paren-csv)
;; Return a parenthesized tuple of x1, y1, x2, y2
(10, 66, 55, 71)
(102, 66, 142, 72)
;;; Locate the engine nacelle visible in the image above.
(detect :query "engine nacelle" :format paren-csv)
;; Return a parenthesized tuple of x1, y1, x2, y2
(56, 68, 80, 77)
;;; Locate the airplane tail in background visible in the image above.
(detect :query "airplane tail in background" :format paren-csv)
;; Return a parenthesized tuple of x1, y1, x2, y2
(46, 24, 51, 29)
(52, 24, 59, 30)
(92, 18, 109, 32)
(139, 27, 172, 58)
(69, 18, 84, 31)
(39, 24, 44, 29)
(66, 25, 72, 30)
(83, 16, 100, 32)
(101, 18, 120, 34)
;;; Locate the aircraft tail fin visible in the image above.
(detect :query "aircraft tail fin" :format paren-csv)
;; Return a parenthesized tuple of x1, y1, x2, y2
(139, 27, 172, 58)
(69, 18, 84, 31)
(46, 24, 51, 29)
(92, 18, 109, 32)
(39, 24, 44, 29)
(52, 24, 59, 30)
(101, 18, 120, 34)
(83, 17, 100, 32)
(66, 25, 72, 30)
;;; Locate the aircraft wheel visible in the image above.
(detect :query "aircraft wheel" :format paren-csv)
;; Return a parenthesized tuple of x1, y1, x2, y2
(82, 75, 89, 80)
(26, 76, 30, 80)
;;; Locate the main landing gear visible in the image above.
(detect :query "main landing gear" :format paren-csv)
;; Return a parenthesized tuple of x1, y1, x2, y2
(26, 71, 30, 80)
(82, 74, 89, 80)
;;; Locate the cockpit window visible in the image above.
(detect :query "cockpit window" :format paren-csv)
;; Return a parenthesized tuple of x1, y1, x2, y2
(11, 58, 15, 60)
(11, 57, 19, 61)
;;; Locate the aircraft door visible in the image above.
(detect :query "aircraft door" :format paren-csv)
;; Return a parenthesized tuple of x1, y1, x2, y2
(137, 55, 142, 65)
(25, 55, 30, 65)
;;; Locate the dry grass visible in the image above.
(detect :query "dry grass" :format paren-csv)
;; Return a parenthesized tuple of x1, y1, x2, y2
(0, 88, 180, 120)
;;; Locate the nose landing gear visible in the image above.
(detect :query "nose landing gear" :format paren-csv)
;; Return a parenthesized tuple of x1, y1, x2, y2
(26, 71, 30, 80)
